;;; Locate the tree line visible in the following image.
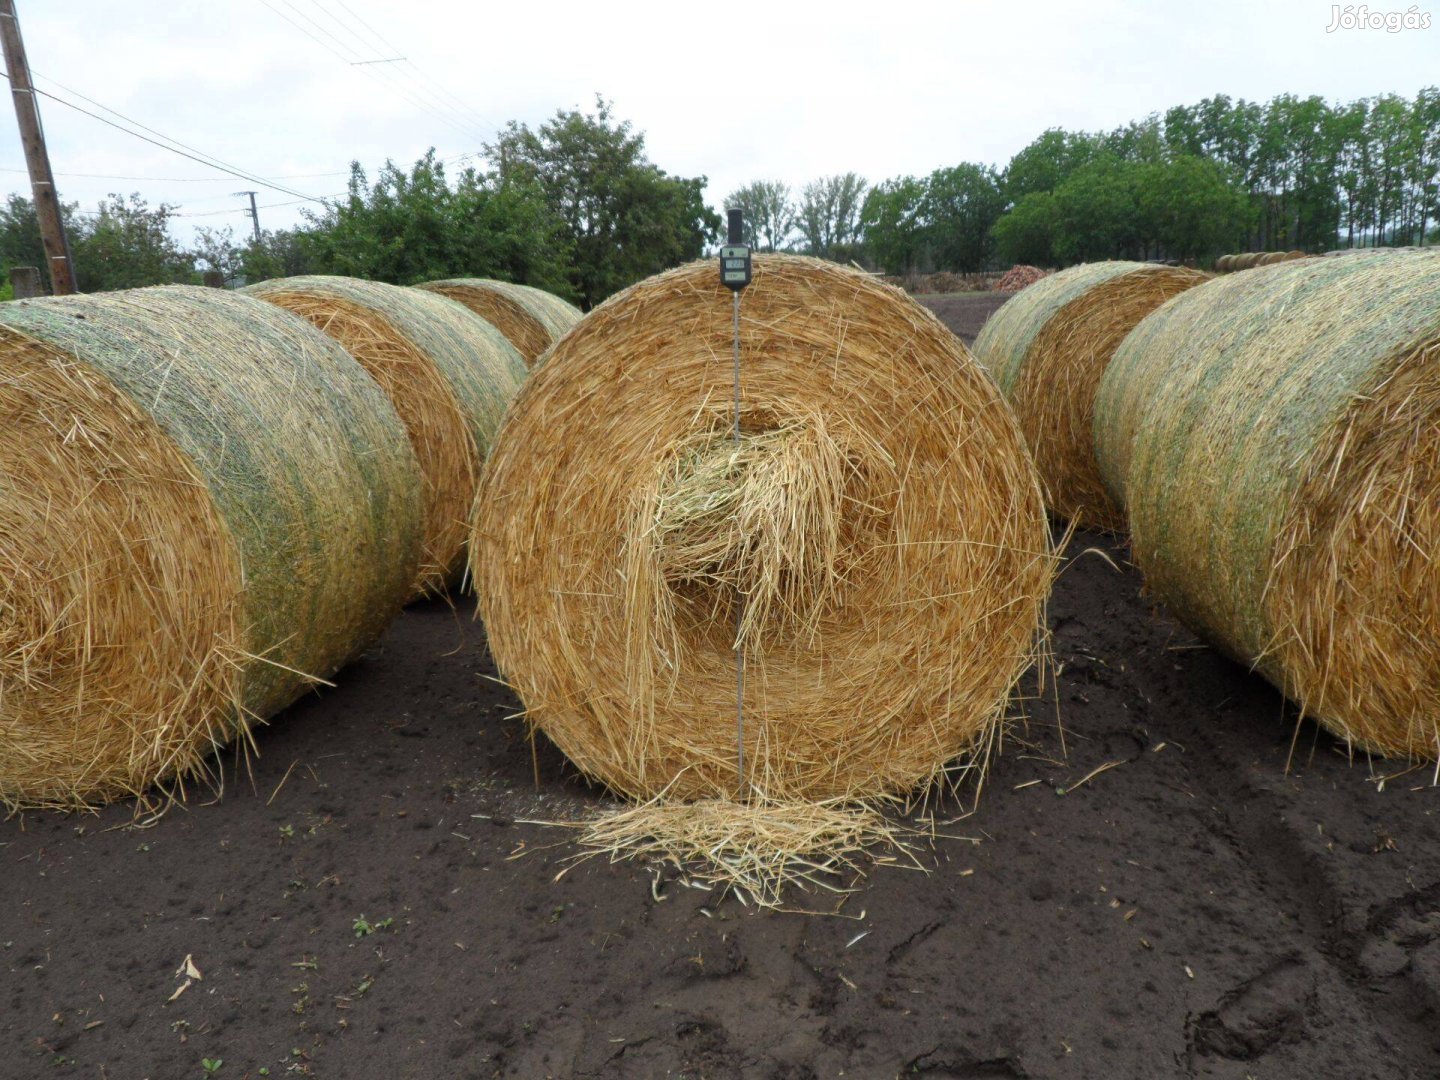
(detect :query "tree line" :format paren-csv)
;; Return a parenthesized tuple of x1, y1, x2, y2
(2, 89, 1435, 301)
(730, 87, 1439, 273)
(0, 98, 716, 308)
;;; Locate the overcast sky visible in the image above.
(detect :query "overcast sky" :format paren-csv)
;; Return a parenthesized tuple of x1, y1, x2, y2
(3, 0, 1436, 244)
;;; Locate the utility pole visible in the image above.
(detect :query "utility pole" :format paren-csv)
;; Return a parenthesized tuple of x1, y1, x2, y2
(0, 0, 75, 294)
(235, 190, 261, 243)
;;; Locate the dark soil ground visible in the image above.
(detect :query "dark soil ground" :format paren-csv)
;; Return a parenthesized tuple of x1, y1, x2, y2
(5, 291, 1439, 1080)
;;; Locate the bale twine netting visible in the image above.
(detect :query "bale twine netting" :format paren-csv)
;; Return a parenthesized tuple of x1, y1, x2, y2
(472, 255, 1054, 892)
(972, 261, 1208, 532)
(414, 278, 581, 367)
(244, 275, 526, 593)
(0, 286, 422, 809)
(1095, 249, 1440, 758)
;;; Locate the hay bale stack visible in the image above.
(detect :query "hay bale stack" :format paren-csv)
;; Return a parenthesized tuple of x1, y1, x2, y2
(0, 286, 422, 808)
(245, 276, 526, 592)
(414, 278, 581, 367)
(972, 261, 1208, 532)
(473, 255, 1053, 804)
(1094, 249, 1440, 757)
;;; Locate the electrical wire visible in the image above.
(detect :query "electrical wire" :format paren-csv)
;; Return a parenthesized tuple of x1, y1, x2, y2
(256, 0, 486, 147)
(0, 165, 352, 182)
(26, 72, 324, 201)
(305, 0, 490, 145)
(0, 70, 325, 203)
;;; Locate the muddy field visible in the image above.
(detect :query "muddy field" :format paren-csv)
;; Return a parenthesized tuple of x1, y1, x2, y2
(3, 292, 1438, 1080)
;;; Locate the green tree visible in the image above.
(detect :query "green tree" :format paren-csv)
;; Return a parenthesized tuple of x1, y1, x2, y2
(724, 180, 794, 251)
(1135, 155, 1250, 261)
(71, 194, 194, 292)
(991, 191, 1058, 266)
(1002, 129, 1101, 201)
(1413, 86, 1440, 245)
(190, 225, 244, 285)
(923, 163, 1005, 271)
(296, 150, 572, 295)
(489, 97, 718, 308)
(860, 176, 927, 274)
(1049, 157, 1143, 263)
(796, 173, 868, 261)
(238, 229, 315, 284)
(0, 192, 80, 289)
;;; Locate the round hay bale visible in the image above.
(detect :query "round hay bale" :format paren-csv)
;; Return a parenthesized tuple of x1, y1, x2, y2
(472, 255, 1053, 803)
(0, 286, 422, 808)
(244, 275, 526, 592)
(414, 278, 581, 367)
(1215, 254, 1235, 273)
(971, 261, 1208, 532)
(1285, 249, 1309, 261)
(1094, 249, 1440, 757)
(1259, 251, 1287, 266)
(1234, 252, 1261, 270)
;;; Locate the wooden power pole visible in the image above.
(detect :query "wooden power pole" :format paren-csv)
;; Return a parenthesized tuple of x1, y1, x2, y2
(0, 0, 75, 294)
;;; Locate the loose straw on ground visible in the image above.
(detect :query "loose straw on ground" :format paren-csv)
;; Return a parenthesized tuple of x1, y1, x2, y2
(472, 255, 1054, 899)
(973, 261, 1207, 532)
(414, 278, 581, 367)
(1094, 249, 1440, 759)
(0, 286, 422, 809)
(245, 275, 526, 593)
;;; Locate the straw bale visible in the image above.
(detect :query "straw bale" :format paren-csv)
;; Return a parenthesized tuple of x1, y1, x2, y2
(972, 261, 1208, 531)
(472, 255, 1053, 804)
(0, 286, 421, 807)
(415, 278, 581, 366)
(1094, 249, 1440, 757)
(245, 276, 525, 591)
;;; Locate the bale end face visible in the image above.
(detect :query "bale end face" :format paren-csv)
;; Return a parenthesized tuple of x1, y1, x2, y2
(473, 254, 1054, 805)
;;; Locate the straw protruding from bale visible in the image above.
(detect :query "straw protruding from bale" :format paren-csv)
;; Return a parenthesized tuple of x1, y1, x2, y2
(245, 275, 526, 592)
(0, 286, 422, 808)
(972, 261, 1208, 532)
(473, 254, 1053, 809)
(414, 278, 581, 367)
(1095, 249, 1440, 758)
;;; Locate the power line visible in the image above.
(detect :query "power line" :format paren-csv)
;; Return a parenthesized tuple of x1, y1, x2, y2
(27, 87, 323, 202)
(25, 71, 322, 201)
(0, 165, 351, 182)
(174, 193, 346, 218)
(329, 0, 485, 127)
(256, 0, 486, 147)
(0, 150, 481, 207)
(305, 0, 489, 144)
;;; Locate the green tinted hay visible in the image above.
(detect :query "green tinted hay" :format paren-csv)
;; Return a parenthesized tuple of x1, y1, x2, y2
(245, 275, 526, 590)
(973, 261, 1207, 531)
(0, 286, 422, 807)
(414, 278, 581, 367)
(1095, 249, 1440, 757)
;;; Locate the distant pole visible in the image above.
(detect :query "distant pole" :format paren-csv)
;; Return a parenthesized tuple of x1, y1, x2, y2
(9, 264, 40, 297)
(0, 0, 75, 295)
(236, 190, 261, 242)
